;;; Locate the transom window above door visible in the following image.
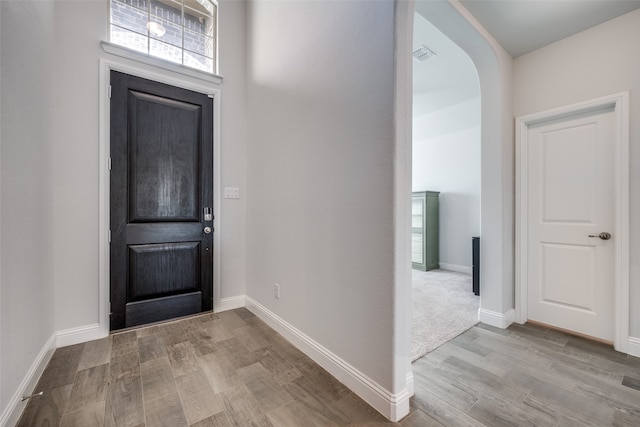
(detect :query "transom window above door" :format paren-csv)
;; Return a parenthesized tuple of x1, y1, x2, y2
(109, 0, 217, 74)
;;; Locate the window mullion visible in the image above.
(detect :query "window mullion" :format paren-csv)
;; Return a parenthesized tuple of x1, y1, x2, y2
(181, 1, 185, 67)
(147, 0, 151, 55)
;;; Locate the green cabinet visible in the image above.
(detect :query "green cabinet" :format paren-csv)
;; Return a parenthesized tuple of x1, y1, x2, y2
(412, 191, 439, 271)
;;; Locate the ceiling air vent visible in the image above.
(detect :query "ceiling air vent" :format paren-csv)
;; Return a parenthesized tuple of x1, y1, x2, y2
(413, 45, 436, 62)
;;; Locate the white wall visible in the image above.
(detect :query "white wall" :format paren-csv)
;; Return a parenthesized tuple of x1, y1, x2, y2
(413, 97, 480, 141)
(513, 8, 640, 337)
(245, 0, 397, 393)
(413, 99, 481, 271)
(0, 0, 56, 419)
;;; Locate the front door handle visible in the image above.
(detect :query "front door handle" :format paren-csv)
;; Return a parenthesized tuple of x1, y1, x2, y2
(204, 226, 212, 234)
(588, 232, 611, 240)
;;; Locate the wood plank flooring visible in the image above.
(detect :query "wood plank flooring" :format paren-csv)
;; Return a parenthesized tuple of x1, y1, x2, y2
(17, 309, 422, 426)
(17, 309, 640, 426)
(411, 322, 640, 427)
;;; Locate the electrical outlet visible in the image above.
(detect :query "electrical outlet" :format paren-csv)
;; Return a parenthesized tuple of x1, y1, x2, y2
(274, 283, 280, 299)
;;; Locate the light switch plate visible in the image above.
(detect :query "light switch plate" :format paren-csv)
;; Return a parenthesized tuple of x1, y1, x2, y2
(224, 187, 240, 199)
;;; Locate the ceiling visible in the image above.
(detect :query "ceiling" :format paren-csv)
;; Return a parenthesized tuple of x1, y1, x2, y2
(413, 0, 640, 116)
(413, 13, 479, 117)
(460, 0, 640, 57)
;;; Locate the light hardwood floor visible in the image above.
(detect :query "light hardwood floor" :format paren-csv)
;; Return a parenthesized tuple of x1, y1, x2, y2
(17, 309, 640, 426)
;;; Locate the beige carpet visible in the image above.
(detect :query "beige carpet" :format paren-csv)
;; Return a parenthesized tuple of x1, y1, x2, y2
(411, 269, 480, 361)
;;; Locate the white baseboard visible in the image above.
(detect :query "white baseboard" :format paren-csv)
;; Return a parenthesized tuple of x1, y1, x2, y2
(0, 333, 56, 427)
(245, 297, 410, 422)
(56, 323, 104, 348)
(438, 263, 472, 275)
(627, 336, 640, 358)
(479, 308, 514, 329)
(406, 370, 415, 398)
(215, 295, 246, 312)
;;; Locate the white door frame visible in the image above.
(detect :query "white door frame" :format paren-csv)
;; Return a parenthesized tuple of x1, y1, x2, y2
(98, 57, 222, 337)
(515, 92, 629, 353)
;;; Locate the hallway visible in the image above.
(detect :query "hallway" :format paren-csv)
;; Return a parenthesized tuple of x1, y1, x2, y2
(18, 308, 640, 426)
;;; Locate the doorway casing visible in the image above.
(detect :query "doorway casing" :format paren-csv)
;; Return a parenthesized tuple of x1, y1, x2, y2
(98, 57, 222, 338)
(515, 92, 630, 353)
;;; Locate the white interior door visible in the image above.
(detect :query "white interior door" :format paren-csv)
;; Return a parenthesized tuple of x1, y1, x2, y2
(527, 106, 615, 342)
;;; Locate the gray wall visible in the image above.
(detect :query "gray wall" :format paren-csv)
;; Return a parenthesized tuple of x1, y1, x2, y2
(0, 0, 57, 415)
(412, 98, 481, 272)
(245, 0, 397, 389)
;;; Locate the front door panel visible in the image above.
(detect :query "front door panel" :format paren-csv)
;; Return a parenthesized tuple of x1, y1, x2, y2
(110, 71, 213, 331)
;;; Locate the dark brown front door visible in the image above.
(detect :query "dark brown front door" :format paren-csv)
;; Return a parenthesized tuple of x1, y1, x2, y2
(110, 71, 213, 331)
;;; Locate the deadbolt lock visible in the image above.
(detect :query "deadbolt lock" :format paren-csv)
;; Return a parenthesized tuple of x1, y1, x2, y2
(203, 207, 213, 221)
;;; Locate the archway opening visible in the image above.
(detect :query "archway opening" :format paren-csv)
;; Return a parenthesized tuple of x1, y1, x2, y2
(392, 1, 514, 420)
(410, 9, 481, 362)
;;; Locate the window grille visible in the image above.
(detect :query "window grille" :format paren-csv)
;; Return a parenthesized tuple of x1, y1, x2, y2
(110, 0, 217, 74)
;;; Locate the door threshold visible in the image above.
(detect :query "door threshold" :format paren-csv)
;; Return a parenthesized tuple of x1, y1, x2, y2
(110, 309, 215, 335)
(526, 320, 613, 346)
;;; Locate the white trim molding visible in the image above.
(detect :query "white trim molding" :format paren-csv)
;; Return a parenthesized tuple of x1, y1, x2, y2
(627, 337, 640, 358)
(439, 263, 472, 275)
(479, 308, 514, 329)
(245, 297, 411, 422)
(215, 295, 246, 312)
(0, 334, 56, 427)
(99, 57, 222, 337)
(405, 370, 415, 398)
(56, 323, 103, 348)
(515, 92, 630, 353)
(101, 41, 223, 85)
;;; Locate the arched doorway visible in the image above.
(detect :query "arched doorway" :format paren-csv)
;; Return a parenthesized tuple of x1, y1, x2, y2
(391, 0, 514, 421)
(410, 8, 481, 362)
